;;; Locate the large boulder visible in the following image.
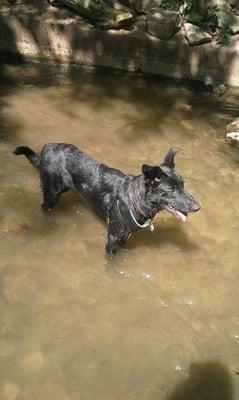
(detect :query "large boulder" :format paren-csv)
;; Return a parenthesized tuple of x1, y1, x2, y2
(146, 9, 180, 40)
(184, 23, 212, 46)
(47, 0, 134, 29)
(217, 2, 236, 29)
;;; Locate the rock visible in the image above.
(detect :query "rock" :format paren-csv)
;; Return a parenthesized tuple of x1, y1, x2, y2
(226, 131, 239, 143)
(217, 6, 236, 30)
(204, 76, 214, 87)
(184, 23, 212, 46)
(226, 117, 239, 133)
(208, 0, 231, 7)
(230, 15, 239, 34)
(211, 0, 239, 32)
(48, 0, 134, 29)
(226, 118, 239, 144)
(146, 9, 180, 40)
(212, 83, 227, 96)
(204, 77, 227, 96)
(146, 0, 162, 11)
(175, 101, 192, 112)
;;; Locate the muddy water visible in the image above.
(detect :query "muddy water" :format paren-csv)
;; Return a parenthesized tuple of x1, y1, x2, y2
(0, 61, 238, 400)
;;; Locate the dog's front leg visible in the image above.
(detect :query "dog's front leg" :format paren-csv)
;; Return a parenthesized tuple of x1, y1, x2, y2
(105, 200, 130, 257)
(105, 230, 121, 257)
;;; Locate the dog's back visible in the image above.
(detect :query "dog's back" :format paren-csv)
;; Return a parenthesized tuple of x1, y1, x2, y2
(40, 143, 101, 190)
(41, 143, 126, 191)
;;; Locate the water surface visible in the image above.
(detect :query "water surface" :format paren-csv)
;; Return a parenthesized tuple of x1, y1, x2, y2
(0, 61, 238, 400)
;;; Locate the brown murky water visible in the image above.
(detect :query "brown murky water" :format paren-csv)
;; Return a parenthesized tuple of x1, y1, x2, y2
(0, 61, 238, 400)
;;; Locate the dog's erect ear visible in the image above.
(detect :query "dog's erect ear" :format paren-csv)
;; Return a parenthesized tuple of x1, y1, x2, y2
(162, 147, 179, 169)
(142, 164, 166, 182)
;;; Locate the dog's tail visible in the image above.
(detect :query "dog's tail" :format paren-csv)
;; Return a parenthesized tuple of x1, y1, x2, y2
(13, 146, 40, 169)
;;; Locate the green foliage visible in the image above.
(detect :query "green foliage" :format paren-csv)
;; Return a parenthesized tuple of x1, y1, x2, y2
(161, 0, 231, 46)
(179, 0, 203, 25)
(183, 11, 203, 24)
(216, 29, 230, 46)
(161, 0, 181, 11)
(207, 7, 219, 26)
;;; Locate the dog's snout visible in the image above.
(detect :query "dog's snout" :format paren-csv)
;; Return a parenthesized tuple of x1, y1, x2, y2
(192, 201, 200, 212)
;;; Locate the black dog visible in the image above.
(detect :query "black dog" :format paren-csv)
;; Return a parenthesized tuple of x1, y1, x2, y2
(14, 143, 200, 255)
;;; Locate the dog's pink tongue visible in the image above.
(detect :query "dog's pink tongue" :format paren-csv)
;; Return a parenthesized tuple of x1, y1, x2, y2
(165, 205, 187, 222)
(175, 210, 187, 222)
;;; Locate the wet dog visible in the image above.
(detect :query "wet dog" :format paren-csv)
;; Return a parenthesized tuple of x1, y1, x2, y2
(14, 143, 200, 256)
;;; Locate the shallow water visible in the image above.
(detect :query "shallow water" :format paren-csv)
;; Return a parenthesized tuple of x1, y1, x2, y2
(0, 61, 238, 400)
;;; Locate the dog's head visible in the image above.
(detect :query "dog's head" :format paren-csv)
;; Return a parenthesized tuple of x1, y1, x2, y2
(142, 148, 200, 221)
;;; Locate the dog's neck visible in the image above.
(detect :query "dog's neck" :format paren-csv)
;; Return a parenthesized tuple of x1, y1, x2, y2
(131, 197, 148, 219)
(127, 175, 159, 223)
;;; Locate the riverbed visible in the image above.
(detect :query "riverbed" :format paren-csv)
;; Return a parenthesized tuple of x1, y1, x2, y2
(0, 61, 238, 400)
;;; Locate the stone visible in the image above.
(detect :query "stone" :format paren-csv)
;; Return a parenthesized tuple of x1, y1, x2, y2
(204, 76, 214, 87)
(226, 117, 239, 144)
(146, 0, 163, 11)
(48, 0, 134, 29)
(146, 9, 180, 40)
(226, 117, 239, 133)
(217, 6, 236, 30)
(210, 0, 239, 32)
(226, 131, 239, 142)
(212, 83, 226, 96)
(184, 23, 212, 46)
(230, 15, 239, 34)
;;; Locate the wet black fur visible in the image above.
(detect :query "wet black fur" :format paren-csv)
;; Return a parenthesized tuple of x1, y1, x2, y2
(14, 143, 200, 256)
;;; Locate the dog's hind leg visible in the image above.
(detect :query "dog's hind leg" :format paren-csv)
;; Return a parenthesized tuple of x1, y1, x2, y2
(40, 172, 67, 212)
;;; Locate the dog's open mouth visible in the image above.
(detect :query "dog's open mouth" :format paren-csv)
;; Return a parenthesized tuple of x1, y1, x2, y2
(164, 204, 187, 222)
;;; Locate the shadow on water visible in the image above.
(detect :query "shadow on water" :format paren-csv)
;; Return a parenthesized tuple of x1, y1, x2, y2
(128, 222, 199, 252)
(167, 362, 234, 400)
(1, 0, 239, 137)
(0, 13, 25, 141)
